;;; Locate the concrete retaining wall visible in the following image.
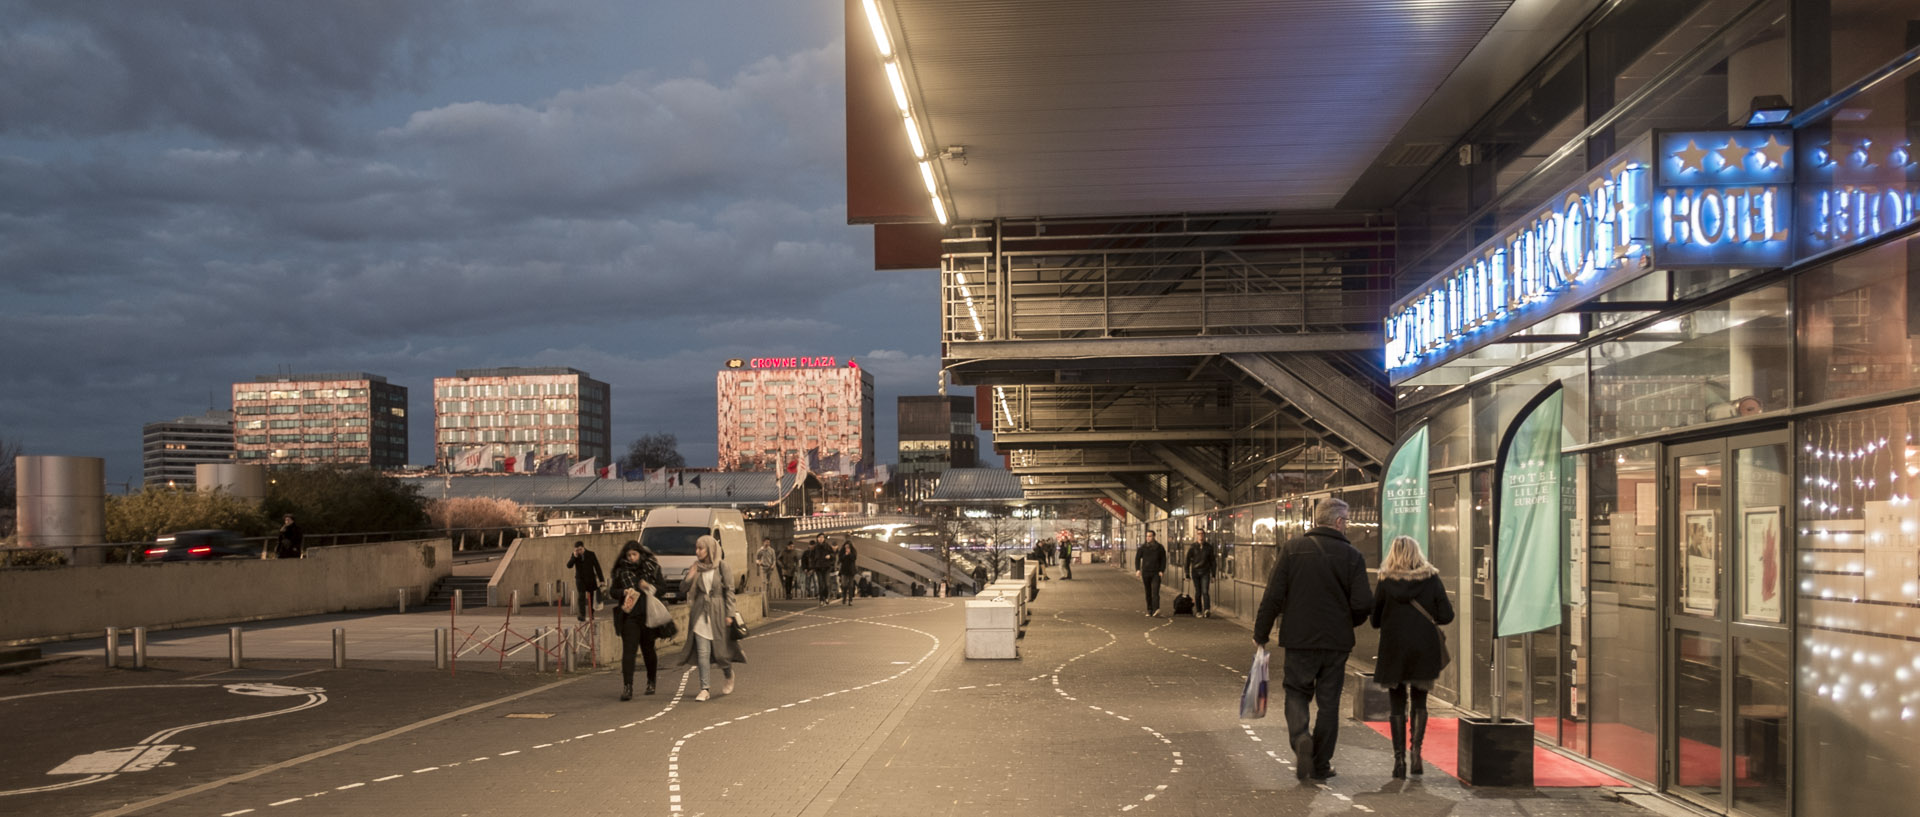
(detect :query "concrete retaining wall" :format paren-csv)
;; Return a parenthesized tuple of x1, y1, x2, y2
(0, 538, 453, 645)
(487, 532, 638, 608)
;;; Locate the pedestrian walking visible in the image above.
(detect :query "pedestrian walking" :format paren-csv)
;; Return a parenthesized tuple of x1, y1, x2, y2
(609, 540, 664, 700)
(276, 514, 305, 559)
(1031, 540, 1049, 581)
(810, 536, 835, 605)
(1134, 531, 1168, 616)
(1059, 536, 1073, 579)
(836, 539, 859, 606)
(972, 563, 988, 593)
(778, 542, 800, 600)
(680, 535, 745, 702)
(1371, 535, 1455, 778)
(1186, 533, 1216, 617)
(1252, 498, 1373, 781)
(565, 540, 605, 622)
(754, 537, 778, 615)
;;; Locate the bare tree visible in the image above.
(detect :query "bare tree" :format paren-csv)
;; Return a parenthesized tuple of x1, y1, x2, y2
(621, 433, 686, 473)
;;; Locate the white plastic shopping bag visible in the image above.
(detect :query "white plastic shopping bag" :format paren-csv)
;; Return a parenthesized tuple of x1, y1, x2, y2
(1239, 647, 1269, 719)
(644, 588, 673, 628)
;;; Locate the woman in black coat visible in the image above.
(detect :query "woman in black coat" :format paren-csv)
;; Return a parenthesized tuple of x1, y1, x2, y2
(1370, 535, 1455, 778)
(835, 540, 859, 606)
(609, 540, 665, 700)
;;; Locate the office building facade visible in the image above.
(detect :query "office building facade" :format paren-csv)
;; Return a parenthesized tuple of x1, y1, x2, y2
(717, 356, 874, 472)
(433, 367, 611, 471)
(141, 409, 234, 487)
(232, 373, 407, 469)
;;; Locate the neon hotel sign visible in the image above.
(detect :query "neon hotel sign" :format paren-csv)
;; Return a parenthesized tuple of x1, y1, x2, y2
(726, 356, 852, 369)
(1386, 126, 1920, 381)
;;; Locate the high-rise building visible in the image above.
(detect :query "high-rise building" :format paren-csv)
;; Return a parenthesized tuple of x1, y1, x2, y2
(897, 395, 977, 473)
(433, 367, 611, 471)
(232, 373, 408, 469)
(142, 409, 235, 487)
(717, 355, 873, 472)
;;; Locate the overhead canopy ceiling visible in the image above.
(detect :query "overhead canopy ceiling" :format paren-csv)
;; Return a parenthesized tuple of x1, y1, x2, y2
(849, 0, 1606, 226)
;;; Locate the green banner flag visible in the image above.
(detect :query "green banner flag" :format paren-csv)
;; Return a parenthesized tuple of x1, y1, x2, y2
(1495, 385, 1565, 638)
(1381, 425, 1430, 559)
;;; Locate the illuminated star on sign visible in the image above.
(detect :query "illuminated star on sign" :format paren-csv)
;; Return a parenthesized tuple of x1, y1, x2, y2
(1673, 140, 1710, 174)
(1713, 139, 1748, 173)
(1755, 133, 1791, 169)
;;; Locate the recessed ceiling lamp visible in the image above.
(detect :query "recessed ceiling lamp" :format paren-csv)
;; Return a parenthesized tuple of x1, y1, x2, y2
(862, 0, 948, 224)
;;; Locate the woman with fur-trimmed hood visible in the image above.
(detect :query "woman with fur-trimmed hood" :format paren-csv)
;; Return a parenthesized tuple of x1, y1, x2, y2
(1370, 536, 1455, 779)
(679, 535, 746, 701)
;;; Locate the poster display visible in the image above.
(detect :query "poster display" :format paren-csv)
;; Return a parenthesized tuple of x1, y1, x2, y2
(1741, 506, 1783, 622)
(1682, 510, 1718, 615)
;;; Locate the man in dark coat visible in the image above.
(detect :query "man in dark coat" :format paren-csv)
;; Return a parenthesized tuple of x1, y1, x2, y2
(1134, 531, 1168, 616)
(1252, 498, 1373, 781)
(565, 541, 605, 622)
(777, 542, 800, 600)
(276, 515, 305, 559)
(810, 536, 835, 606)
(1058, 536, 1073, 579)
(1186, 532, 1217, 617)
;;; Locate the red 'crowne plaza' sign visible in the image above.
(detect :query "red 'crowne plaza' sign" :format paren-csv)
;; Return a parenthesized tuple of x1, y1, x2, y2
(724, 356, 856, 369)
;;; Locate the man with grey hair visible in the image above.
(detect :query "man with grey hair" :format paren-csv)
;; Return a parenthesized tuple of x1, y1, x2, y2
(1253, 497, 1373, 781)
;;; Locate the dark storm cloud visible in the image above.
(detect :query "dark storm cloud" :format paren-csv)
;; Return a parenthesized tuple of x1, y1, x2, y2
(0, 1, 467, 147)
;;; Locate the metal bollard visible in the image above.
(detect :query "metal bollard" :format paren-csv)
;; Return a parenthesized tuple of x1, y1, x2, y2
(562, 629, 578, 673)
(396, 587, 408, 614)
(533, 627, 548, 672)
(229, 627, 243, 669)
(133, 627, 148, 669)
(104, 626, 120, 668)
(434, 627, 449, 670)
(332, 628, 346, 669)
(453, 588, 464, 615)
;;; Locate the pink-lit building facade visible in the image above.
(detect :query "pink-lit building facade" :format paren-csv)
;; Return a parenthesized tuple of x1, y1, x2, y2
(716, 356, 873, 472)
(232, 373, 408, 469)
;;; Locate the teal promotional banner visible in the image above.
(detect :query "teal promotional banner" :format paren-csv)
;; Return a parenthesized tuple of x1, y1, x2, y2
(1381, 425, 1430, 559)
(1495, 385, 1565, 638)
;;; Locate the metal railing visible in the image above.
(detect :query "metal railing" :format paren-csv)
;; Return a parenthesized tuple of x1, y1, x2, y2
(990, 383, 1234, 435)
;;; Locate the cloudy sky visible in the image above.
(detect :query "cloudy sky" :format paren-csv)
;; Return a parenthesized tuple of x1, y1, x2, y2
(0, 0, 947, 488)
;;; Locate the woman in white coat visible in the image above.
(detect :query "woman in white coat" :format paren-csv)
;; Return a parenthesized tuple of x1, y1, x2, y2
(679, 535, 746, 701)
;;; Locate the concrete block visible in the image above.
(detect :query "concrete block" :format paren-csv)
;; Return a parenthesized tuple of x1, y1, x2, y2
(966, 599, 1017, 630)
(965, 627, 1018, 659)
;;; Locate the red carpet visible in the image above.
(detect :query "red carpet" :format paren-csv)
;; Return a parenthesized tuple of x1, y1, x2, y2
(1364, 718, 1627, 787)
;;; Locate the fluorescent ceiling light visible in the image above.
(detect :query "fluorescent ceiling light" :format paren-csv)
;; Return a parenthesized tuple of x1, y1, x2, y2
(930, 194, 948, 225)
(861, 0, 892, 58)
(902, 114, 925, 158)
(918, 161, 938, 195)
(884, 62, 910, 113)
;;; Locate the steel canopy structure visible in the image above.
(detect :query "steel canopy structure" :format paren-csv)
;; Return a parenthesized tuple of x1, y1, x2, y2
(846, 0, 1605, 509)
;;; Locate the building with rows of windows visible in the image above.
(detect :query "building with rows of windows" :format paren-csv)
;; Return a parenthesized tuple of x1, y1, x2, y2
(141, 409, 235, 487)
(432, 367, 611, 471)
(231, 373, 407, 469)
(716, 356, 873, 473)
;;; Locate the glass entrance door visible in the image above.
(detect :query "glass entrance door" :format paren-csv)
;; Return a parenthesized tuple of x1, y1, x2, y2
(1665, 434, 1791, 817)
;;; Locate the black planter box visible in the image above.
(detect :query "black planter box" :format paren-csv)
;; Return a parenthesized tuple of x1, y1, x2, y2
(1456, 717, 1534, 787)
(1350, 673, 1392, 721)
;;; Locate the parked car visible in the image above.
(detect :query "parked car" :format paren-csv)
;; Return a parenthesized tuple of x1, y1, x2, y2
(143, 530, 258, 562)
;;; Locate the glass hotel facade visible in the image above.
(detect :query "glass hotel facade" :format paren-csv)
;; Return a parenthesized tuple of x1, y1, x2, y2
(1116, 3, 1919, 815)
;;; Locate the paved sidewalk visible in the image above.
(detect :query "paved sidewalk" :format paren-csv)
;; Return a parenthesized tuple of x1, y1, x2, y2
(2, 563, 1665, 817)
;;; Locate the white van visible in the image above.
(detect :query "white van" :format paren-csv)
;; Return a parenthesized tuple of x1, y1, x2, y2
(638, 507, 748, 602)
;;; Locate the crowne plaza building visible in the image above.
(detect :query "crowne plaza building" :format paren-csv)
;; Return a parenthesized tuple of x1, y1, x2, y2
(716, 356, 873, 472)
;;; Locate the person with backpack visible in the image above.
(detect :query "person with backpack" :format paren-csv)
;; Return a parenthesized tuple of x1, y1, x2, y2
(810, 536, 835, 605)
(608, 540, 665, 700)
(1371, 535, 1455, 778)
(1252, 498, 1373, 782)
